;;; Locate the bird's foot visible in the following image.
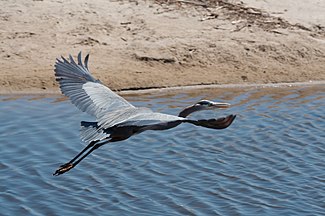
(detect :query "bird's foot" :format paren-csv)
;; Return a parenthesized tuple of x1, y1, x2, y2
(53, 163, 74, 176)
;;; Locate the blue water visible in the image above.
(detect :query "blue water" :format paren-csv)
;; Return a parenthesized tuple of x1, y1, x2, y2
(0, 85, 324, 215)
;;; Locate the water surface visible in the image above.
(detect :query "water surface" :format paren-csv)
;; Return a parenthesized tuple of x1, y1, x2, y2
(0, 85, 324, 215)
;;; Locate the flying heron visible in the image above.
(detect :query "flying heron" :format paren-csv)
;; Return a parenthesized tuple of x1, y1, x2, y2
(53, 52, 236, 176)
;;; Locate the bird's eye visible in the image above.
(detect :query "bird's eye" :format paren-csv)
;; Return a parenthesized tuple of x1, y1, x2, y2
(197, 101, 210, 106)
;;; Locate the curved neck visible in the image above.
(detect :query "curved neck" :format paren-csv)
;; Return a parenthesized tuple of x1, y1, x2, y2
(178, 105, 202, 117)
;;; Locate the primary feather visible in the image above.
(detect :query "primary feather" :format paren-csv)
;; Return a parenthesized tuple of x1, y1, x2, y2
(55, 52, 134, 118)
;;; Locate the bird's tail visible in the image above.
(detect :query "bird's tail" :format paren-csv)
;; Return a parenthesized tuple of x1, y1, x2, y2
(80, 121, 112, 143)
(185, 115, 236, 130)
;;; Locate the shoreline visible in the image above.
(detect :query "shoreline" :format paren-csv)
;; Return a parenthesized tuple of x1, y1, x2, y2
(1, 81, 324, 96)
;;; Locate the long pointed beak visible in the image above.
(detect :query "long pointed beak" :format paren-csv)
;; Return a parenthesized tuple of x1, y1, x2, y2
(211, 102, 231, 109)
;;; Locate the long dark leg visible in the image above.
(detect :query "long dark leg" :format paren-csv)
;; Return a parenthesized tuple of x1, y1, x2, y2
(53, 141, 97, 174)
(68, 141, 98, 164)
(53, 141, 96, 176)
(53, 140, 110, 176)
(71, 142, 108, 168)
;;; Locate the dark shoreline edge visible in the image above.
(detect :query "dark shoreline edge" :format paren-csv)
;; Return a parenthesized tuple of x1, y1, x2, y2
(0, 81, 324, 96)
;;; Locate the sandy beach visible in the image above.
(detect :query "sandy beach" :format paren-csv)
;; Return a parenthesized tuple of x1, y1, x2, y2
(1, 0, 325, 93)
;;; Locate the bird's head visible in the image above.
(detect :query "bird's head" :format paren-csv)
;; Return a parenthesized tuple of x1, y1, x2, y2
(179, 100, 231, 117)
(194, 100, 230, 110)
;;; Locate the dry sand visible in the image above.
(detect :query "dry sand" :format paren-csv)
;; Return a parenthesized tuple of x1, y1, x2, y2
(1, 0, 325, 93)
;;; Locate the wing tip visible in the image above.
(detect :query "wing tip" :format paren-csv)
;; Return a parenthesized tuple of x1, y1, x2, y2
(77, 52, 82, 66)
(55, 52, 91, 72)
(61, 52, 90, 68)
(84, 53, 90, 69)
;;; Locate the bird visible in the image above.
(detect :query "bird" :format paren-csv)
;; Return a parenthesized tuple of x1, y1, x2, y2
(53, 52, 236, 176)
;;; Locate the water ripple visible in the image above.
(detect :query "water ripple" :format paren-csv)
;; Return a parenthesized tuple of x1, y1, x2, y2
(0, 85, 324, 215)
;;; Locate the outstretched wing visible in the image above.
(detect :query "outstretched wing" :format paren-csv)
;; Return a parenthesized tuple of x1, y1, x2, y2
(54, 52, 134, 117)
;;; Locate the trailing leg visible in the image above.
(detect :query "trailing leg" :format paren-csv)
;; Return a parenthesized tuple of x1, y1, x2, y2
(53, 140, 102, 176)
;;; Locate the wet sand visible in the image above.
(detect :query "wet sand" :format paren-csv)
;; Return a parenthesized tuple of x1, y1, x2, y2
(1, 0, 325, 93)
